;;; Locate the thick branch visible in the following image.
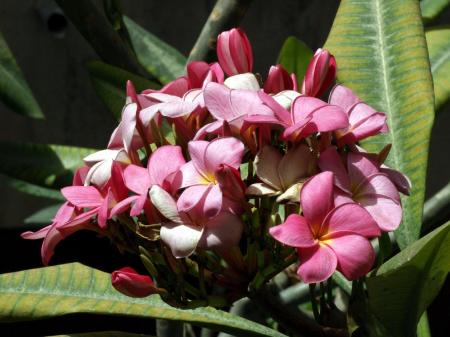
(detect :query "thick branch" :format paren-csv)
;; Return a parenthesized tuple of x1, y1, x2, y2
(56, 0, 148, 77)
(187, 0, 253, 63)
(249, 286, 349, 337)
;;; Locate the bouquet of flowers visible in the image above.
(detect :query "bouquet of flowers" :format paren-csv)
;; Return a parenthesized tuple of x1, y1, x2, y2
(22, 28, 410, 311)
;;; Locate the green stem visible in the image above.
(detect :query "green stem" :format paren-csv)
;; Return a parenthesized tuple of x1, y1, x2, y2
(422, 181, 450, 234)
(187, 0, 254, 63)
(309, 284, 320, 322)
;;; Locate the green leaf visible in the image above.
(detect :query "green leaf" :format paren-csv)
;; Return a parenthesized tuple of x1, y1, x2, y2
(325, 0, 435, 249)
(0, 30, 43, 119)
(420, 0, 450, 22)
(426, 27, 450, 111)
(0, 263, 287, 337)
(124, 16, 186, 84)
(87, 60, 160, 119)
(24, 204, 63, 225)
(52, 332, 154, 337)
(366, 221, 450, 337)
(3, 176, 65, 201)
(277, 36, 313, 86)
(0, 141, 95, 189)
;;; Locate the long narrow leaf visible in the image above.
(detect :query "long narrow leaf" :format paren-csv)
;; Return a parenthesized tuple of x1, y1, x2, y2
(0, 31, 43, 119)
(87, 60, 160, 119)
(426, 27, 450, 111)
(325, 0, 435, 249)
(0, 141, 94, 189)
(0, 263, 286, 337)
(124, 16, 186, 84)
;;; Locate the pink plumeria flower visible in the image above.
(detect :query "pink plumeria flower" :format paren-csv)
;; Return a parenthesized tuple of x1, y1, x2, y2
(111, 145, 185, 218)
(195, 82, 273, 139)
(319, 147, 402, 231)
(264, 64, 298, 94)
(217, 28, 253, 76)
(83, 149, 130, 188)
(301, 48, 336, 98)
(179, 137, 245, 217)
(243, 91, 349, 143)
(270, 171, 380, 283)
(329, 85, 388, 146)
(247, 144, 315, 202)
(150, 185, 243, 258)
(112, 267, 162, 298)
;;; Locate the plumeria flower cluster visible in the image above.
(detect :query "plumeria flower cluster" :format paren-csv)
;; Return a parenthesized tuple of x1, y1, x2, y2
(23, 28, 410, 305)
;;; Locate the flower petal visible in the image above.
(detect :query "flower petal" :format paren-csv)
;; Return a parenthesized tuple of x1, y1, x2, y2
(301, 172, 334, 228)
(199, 212, 243, 250)
(278, 144, 313, 188)
(347, 152, 379, 189)
(148, 145, 185, 186)
(180, 161, 206, 188)
(356, 173, 400, 202)
(160, 222, 203, 258)
(61, 186, 103, 208)
(297, 244, 337, 284)
(329, 84, 360, 111)
(124, 164, 151, 195)
(318, 147, 351, 192)
(204, 137, 245, 172)
(188, 140, 209, 174)
(358, 195, 402, 232)
(322, 203, 380, 238)
(246, 182, 279, 196)
(149, 185, 181, 223)
(326, 234, 375, 280)
(269, 214, 316, 248)
(255, 146, 283, 190)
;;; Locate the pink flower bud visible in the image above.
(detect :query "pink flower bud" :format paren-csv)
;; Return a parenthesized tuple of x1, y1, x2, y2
(111, 267, 159, 298)
(264, 64, 297, 94)
(301, 48, 336, 98)
(217, 28, 253, 76)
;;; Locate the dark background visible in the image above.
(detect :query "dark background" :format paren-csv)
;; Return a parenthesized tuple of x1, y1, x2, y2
(0, 0, 448, 336)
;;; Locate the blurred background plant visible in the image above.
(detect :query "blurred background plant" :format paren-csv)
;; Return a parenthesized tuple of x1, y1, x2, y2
(0, 0, 449, 336)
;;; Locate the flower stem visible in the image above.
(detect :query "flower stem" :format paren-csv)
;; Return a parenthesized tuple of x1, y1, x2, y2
(309, 283, 320, 322)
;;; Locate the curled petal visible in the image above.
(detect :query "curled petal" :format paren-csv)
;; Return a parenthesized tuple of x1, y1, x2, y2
(278, 144, 313, 189)
(160, 222, 204, 258)
(255, 146, 283, 190)
(149, 185, 181, 223)
(356, 174, 401, 202)
(347, 152, 379, 189)
(246, 182, 279, 196)
(380, 166, 412, 195)
(297, 244, 337, 284)
(224, 73, 260, 91)
(264, 64, 296, 94)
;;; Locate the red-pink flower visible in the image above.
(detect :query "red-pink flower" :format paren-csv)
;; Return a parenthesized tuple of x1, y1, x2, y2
(179, 137, 245, 217)
(270, 172, 380, 283)
(264, 64, 297, 94)
(150, 185, 243, 258)
(217, 28, 253, 76)
(112, 267, 160, 298)
(301, 48, 336, 98)
(329, 85, 388, 145)
(186, 61, 224, 88)
(319, 147, 402, 231)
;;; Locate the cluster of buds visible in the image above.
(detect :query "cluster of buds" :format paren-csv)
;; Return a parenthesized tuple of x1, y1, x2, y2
(23, 28, 410, 306)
